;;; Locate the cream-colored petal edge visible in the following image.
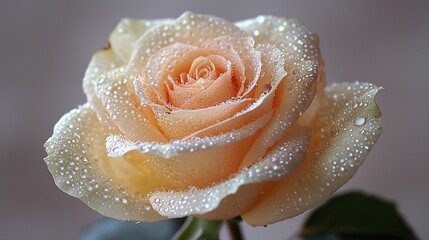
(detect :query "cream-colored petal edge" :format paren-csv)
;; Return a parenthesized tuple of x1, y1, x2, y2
(148, 127, 310, 218)
(83, 18, 173, 139)
(106, 112, 273, 159)
(44, 104, 165, 221)
(242, 82, 382, 226)
(83, 18, 171, 132)
(110, 18, 173, 61)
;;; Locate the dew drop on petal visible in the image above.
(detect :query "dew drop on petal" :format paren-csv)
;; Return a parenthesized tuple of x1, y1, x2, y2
(354, 117, 366, 126)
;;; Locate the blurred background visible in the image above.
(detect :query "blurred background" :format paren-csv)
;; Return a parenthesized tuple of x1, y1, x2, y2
(1, 0, 428, 239)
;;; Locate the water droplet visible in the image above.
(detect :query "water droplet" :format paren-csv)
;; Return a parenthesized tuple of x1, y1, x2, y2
(354, 117, 366, 126)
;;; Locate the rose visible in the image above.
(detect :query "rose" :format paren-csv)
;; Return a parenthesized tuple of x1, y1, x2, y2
(44, 12, 382, 226)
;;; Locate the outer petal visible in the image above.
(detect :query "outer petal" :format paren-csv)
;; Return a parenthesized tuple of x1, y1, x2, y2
(94, 68, 167, 142)
(236, 16, 322, 168)
(106, 112, 273, 190)
(83, 48, 124, 133)
(110, 18, 173, 61)
(148, 126, 310, 219)
(236, 16, 320, 63)
(44, 104, 165, 222)
(242, 82, 382, 226)
(83, 18, 170, 132)
(127, 12, 249, 77)
(107, 112, 272, 159)
(297, 60, 326, 126)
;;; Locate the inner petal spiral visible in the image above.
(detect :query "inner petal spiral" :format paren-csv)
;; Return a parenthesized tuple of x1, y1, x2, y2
(189, 56, 217, 80)
(166, 55, 233, 108)
(138, 41, 244, 109)
(135, 37, 261, 111)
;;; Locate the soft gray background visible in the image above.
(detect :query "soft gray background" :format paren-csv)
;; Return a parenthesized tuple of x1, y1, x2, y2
(1, 0, 428, 239)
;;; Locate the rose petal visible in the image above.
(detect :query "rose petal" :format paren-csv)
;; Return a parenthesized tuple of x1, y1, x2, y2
(179, 61, 236, 109)
(134, 75, 255, 140)
(297, 60, 326, 126)
(242, 82, 382, 226)
(148, 126, 310, 219)
(94, 68, 167, 142)
(252, 43, 287, 96)
(140, 43, 207, 105)
(83, 49, 124, 133)
(199, 36, 262, 97)
(236, 16, 320, 63)
(183, 96, 269, 139)
(167, 55, 229, 107)
(186, 43, 285, 139)
(83, 19, 170, 132)
(106, 112, 273, 190)
(167, 80, 211, 107)
(127, 12, 248, 77)
(110, 18, 173, 61)
(236, 16, 322, 168)
(44, 104, 166, 221)
(107, 112, 272, 159)
(145, 98, 254, 140)
(134, 36, 261, 109)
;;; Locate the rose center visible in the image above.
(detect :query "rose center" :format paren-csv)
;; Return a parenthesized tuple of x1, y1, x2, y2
(158, 54, 236, 109)
(171, 55, 226, 87)
(138, 42, 242, 110)
(191, 56, 216, 80)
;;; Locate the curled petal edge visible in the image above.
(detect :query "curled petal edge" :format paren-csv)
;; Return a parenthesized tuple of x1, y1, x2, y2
(44, 104, 166, 222)
(242, 82, 383, 226)
(148, 127, 310, 218)
(106, 112, 273, 159)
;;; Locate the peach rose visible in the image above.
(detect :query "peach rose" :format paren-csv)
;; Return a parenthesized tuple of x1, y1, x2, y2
(44, 12, 382, 226)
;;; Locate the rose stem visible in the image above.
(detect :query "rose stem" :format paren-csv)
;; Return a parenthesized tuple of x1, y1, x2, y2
(226, 219, 244, 240)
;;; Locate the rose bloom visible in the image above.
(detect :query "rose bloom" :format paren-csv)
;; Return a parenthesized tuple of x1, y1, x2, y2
(45, 12, 382, 226)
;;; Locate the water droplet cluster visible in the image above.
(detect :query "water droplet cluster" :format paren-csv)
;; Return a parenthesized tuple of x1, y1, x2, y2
(149, 133, 309, 217)
(241, 82, 382, 225)
(107, 112, 271, 159)
(44, 105, 166, 222)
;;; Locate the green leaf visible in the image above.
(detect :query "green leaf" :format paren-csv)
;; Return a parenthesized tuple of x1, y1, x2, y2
(300, 191, 418, 240)
(173, 217, 223, 240)
(79, 217, 186, 240)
